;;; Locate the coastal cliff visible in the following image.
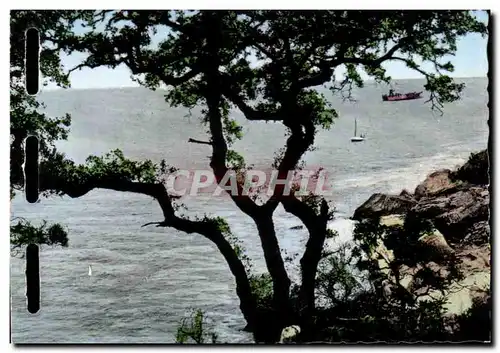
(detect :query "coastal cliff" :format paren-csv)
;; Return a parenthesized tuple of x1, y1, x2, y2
(352, 150, 490, 318)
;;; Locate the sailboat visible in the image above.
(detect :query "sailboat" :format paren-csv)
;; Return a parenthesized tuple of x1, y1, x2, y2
(350, 118, 365, 142)
(88, 265, 93, 276)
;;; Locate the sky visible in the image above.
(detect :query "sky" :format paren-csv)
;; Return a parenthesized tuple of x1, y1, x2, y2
(54, 11, 489, 90)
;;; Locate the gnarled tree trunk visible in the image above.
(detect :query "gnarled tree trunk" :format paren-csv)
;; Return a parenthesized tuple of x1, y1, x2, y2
(299, 199, 330, 319)
(255, 212, 292, 316)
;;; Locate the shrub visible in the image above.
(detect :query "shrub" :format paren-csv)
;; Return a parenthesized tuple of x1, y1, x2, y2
(175, 309, 218, 344)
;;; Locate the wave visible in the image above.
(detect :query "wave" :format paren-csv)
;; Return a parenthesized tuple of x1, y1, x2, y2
(334, 147, 479, 195)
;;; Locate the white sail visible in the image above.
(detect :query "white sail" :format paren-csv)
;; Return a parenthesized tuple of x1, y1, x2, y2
(351, 118, 364, 142)
(88, 265, 92, 276)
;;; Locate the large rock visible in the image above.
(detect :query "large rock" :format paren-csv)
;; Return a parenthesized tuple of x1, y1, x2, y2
(463, 221, 491, 246)
(366, 215, 453, 284)
(354, 185, 489, 246)
(353, 150, 490, 319)
(415, 269, 490, 316)
(279, 325, 301, 343)
(414, 169, 460, 199)
(411, 186, 489, 244)
(352, 193, 416, 220)
(417, 232, 455, 262)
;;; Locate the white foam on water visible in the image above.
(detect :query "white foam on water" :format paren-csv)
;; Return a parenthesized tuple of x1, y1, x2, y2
(334, 148, 474, 195)
(329, 218, 356, 242)
(325, 217, 357, 254)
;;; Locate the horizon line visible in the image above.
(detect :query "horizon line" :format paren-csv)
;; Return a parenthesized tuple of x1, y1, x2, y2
(41, 75, 488, 92)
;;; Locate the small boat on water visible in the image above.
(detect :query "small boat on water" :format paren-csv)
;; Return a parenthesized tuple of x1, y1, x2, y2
(350, 118, 365, 142)
(382, 89, 423, 102)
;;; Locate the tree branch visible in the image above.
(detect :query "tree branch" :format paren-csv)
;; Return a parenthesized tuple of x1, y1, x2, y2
(390, 56, 429, 77)
(188, 138, 212, 145)
(38, 163, 258, 328)
(220, 76, 282, 122)
(203, 16, 262, 218)
(298, 64, 335, 89)
(298, 39, 410, 89)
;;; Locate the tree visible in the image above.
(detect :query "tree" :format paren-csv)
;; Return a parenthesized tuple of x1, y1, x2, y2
(10, 11, 84, 252)
(15, 10, 487, 341)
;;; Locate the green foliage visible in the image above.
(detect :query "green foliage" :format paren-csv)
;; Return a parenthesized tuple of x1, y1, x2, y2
(165, 82, 204, 109)
(352, 217, 389, 255)
(10, 218, 69, 256)
(222, 114, 243, 144)
(175, 309, 218, 344)
(299, 193, 323, 215)
(325, 228, 338, 240)
(353, 214, 438, 267)
(10, 11, 79, 197)
(84, 149, 175, 184)
(348, 212, 476, 341)
(317, 242, 364, 306)
(10, 11, 82, 249)
(226, 150, 245, 169)
(313, 286, 451, 342)
(249, 273, 274, 308)
(10, 10, 83, 88)
(296, 90, 338, 130)
(353, 213, 463, 285)
(36, 148, 178, 199)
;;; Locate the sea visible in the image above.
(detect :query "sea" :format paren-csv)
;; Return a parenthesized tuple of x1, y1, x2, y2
(10, 78, 489, 343)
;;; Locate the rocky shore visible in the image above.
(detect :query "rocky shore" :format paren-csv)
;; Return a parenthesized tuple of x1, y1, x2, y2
(352, 150, 490, 317)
